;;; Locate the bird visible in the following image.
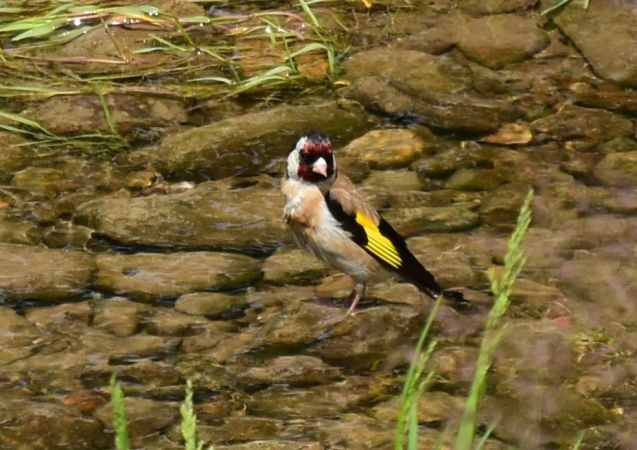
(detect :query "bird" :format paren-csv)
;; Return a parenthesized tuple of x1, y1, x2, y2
(281, 132, 468, 316)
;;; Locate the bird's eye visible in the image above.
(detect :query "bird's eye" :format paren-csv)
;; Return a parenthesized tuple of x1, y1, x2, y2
(299, 150, 309, 161)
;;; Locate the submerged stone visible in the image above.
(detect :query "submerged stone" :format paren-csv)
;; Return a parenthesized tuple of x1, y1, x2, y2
(262, 248, 329, 286)
(0, 244, 95, 302)
(594, 151, 637, 187)
(339, 129, 430, 169)
(95, 251, 262, 301)
(553, 0, 637, 87)
(75, 180, 288, 251)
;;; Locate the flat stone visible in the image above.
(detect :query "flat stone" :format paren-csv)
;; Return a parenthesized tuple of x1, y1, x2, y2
(95, 397, 179, 440)
(531, 105, 633, 146)
(383, 203, 480, 236)
(594, 151, 637, 187)
(145, 99, 368, 179)
(95, 251, 262, 302)
(26, 94, 187, 136)
(454, 13, 549, 69)
(446, 168, 508, 191)
(145, 308, 208, 336)
(478, 182, 531, 229)
(175, 292, 248, 317)
(343, 48, 520, 133)
(339, 129, 429, 169)
(93, 297, 150, 337)
(553, 0, 637, 87)
(234, 355, 342, 387)
(0, 400, 109, 449)
(0, 244, 95, 302)
(262, 248, 329, 286)
(75, 180, 288, 251)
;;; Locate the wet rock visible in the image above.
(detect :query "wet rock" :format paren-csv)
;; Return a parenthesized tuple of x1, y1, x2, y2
(481, 122, 533, 146)
(95, 397, 179, 440)
(427, 345, 480, 385)
(145, 308, 208, 336)
(26, 95, 187, 136)
(339, 129, 429, 169)
(446, 168, 508, 191)
(385, 189, 483, 209)
(309, 414, 394, 449)
(361, 169, 428, 192)
(234, 355, 342, 387)
(459, 0, 538, 15)
(343, 48, 520, 133)
(531, 105, 633, 147)
(214, 441, 322, 450)
(146, 99, 367, 179)
(45, 26, 174, 74)
(76, 180, 288, 251)
(383, 203, 480, 236)
(118, 359, 181, 387)
(81, 329, 179, 364)
(11, 159, 126, 196)
(558, 253, 637, 322)
(315, 305, 424, 368)
(175, 292, 248, 318)
(25, 301, 92, 327)
(0, 400, 109, 450)
(552, 0, 637, 87)
(413, 143, 496, 178)
(423, 13, 549, 69)
(0, 244, 95, 301)
(598, 137, 637, 154)
(262, 248, 329, 286)
(0, 307, 40, 365)
(372, 390, 465, 423)
(0, 217, 42, 245)
(0, 132, 35, 180)
(408, 233, 491, 289)
(570, 82, 637, 114)
(256, 301, 344, 349)
(223, 416, 284, 442)
(478, 182, 531, 229)
(95, 251, 262, 301)
(594, 151, 637, 187)
(93, 297, 150, 337)
(43, 224, 95, 249)
(246, 377, 381, 419)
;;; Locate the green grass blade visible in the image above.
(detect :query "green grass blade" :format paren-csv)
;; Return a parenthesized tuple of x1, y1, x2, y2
(541, 0, 573, 15)
(395, 296, 443, 450)
(571, 430, 586, 450)
(454, 190, 534, 450)
(181, 379, 203, 450)
(110, 375, 130, 450)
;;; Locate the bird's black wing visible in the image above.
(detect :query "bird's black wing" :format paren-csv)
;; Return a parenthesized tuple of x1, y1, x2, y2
(325, 190, 449, 299)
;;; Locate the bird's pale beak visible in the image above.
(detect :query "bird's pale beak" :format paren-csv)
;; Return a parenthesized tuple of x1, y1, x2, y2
(312, 157, 328, 177)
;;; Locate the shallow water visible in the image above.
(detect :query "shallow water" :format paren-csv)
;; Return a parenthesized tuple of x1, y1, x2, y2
(1, 1, 637, 449)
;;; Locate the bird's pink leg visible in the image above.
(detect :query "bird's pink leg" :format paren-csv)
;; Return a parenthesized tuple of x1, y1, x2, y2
(345, 283, 366, 317)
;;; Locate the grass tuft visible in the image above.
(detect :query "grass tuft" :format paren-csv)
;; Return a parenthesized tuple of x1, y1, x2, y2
(181, 379, 204, 450)
(396, 190, 534, 450)
(110, 375, 130, 450)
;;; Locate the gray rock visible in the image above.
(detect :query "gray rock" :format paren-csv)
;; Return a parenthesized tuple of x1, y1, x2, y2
(146, 99, 368, 179)
(76, 180, 288, 251)
(95, 251, 262, 301)
(0, 244, 95, 301)
(553, 0, 637, 87)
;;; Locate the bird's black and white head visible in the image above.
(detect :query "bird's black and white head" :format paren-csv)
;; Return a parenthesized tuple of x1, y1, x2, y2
(287, 132, 336, 187)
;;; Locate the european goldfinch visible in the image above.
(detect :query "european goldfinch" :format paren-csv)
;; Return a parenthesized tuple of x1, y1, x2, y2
(282, 132, 467, 315)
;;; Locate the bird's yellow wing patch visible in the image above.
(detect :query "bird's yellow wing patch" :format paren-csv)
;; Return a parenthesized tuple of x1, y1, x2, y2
(355, 212, 402, 268)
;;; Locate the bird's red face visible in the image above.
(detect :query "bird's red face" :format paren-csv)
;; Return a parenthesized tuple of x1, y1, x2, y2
(296, 133, 335, 183)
